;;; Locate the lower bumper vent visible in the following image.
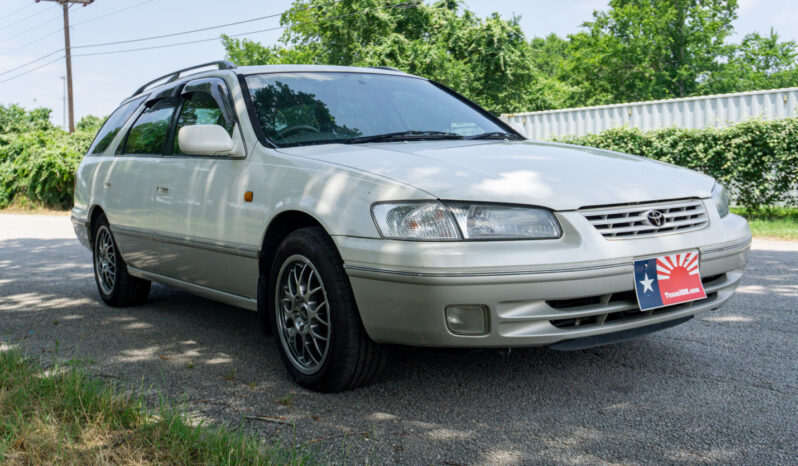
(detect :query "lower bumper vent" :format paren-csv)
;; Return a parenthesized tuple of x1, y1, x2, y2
(549, 274, 725, 329)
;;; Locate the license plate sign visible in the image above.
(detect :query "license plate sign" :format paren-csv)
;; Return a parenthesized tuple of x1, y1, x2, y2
(633, 251, 707, 311)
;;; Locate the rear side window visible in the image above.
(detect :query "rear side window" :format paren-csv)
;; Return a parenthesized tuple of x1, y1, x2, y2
(173, 92, 233, 154)
(87, 96, 145, 155)
(122, 99, 179, 155)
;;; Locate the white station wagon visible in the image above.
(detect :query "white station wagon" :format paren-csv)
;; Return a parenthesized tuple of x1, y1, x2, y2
(72, 61, 751, 392)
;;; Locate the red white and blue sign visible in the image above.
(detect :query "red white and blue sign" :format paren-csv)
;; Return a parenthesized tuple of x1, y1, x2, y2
(633, 250, 707, 311)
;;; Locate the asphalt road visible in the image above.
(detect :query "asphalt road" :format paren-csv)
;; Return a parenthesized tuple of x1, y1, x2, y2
(1, 214, 796, 465)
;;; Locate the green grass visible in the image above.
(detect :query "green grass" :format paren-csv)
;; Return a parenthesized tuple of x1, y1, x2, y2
(0, 349, 312, 465)
(731, 207, 798, 241)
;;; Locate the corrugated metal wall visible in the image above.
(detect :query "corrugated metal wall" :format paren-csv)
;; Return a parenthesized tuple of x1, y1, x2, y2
(501, 87, 798, 140)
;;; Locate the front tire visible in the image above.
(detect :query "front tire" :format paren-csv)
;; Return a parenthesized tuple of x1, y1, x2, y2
(269, 227, 385, 392)
(92, 215, 150, 307)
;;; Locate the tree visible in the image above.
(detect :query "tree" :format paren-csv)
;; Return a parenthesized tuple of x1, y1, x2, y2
(564, 0, 738, 105)
(700, 29, 798, 94)
(222, 0, 558, 114)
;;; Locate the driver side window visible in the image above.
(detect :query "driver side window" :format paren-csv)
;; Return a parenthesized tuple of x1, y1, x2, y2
(173, 92, 234, 155)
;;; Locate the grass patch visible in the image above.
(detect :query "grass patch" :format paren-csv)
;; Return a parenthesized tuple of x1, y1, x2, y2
(0, 197, 69, 215)
(0, 349, 312, 464)
(731, 207, 798, 240)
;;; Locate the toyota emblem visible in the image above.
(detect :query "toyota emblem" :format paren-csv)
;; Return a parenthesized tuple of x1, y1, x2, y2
(646, 210, 666, 227)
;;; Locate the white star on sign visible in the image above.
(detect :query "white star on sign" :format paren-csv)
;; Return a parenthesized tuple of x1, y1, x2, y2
(639, 273, 654, 294)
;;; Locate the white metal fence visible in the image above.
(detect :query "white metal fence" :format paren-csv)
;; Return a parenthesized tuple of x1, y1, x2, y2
(501, 87, 798, 140)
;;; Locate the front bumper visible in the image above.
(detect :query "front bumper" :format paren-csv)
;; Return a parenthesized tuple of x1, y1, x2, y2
(337, 208, 751, 348)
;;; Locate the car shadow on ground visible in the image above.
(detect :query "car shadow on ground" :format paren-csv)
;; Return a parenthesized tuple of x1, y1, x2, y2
(1, 237, 796, 464)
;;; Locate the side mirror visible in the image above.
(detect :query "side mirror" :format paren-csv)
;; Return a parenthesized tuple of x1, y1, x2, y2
(178, 124, 243, 157)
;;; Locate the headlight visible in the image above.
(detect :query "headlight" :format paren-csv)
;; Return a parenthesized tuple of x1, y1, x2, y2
(371, 201, 561, 240)
(711, 183, 730, 218)
(446, 202, 561, 239)
(371, 202, 460, 240)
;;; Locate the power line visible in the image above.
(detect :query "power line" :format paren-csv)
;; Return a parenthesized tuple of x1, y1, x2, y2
(0, 55, 64, 85)
(34, 0, 89, 134)
(72, 0, 344, 50)
(0, 0, 330, 68)
(0, 1, 419, 86)
(0, 7, 62, 47)
(0, 49, 61, 78)
(73, 1, 419, 58)
(0, 4, 59, 36)
(0, 0, 154, 56)
(0, 28, 63, 56)
(0, 4, 52, 28)
(0, 2, 36, 23)
(71, 0, 156, 27)
(0, 0, 156, 86)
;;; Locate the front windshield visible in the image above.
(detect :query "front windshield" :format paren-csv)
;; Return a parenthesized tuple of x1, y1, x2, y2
(244, 72, 511, 147)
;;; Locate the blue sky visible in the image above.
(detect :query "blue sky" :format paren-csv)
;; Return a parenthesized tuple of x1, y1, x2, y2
(0, 0, 795, 128)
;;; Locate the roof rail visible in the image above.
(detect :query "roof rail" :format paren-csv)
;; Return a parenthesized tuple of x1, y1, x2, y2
(131, 60, 237, 97)
(370, 66, 401, 72)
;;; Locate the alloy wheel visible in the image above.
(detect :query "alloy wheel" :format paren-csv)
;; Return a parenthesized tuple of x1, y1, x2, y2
(275, 255, 332, 374)
(94, 226, 117, 295)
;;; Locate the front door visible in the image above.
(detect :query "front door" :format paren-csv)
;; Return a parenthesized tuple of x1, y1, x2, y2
(151, 78, 257, 298)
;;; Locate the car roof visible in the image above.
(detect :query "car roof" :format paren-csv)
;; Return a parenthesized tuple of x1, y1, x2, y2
(123, 63, 420, 105)
(233, 64, 416, 78)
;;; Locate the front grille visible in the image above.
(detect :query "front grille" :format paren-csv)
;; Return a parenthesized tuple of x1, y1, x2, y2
(548, 274, 724, 329)
(581, 199, 708, 239)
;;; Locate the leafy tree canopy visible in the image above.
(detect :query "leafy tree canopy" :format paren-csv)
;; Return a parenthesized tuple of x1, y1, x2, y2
(223, 0, 796, 111)
(223, 0, 563, 114)
(564, 0, 739, 104)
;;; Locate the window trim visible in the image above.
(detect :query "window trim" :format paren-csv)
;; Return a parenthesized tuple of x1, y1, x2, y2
(118, 96, 182, 156)
(238, 74, 276, 149)
(238, 71, 524, 149)
(86, 95, 147, 156)
(164, 77, 247, 159)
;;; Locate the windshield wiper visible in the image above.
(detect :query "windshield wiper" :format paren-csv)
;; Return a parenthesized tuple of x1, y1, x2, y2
(345, 130, 464, 144)
(464, 131, 520, 140)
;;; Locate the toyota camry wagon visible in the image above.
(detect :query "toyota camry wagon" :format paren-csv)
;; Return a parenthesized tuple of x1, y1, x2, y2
(72, 61, 751, 392)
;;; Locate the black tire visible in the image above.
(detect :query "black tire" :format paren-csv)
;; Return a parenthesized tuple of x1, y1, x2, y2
(268, 227, 385, 392)
(92, 215, 150, 307)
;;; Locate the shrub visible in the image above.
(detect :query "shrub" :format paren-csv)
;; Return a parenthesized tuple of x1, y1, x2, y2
(0, 106, 97, 209)
(555, 118, 798, 209)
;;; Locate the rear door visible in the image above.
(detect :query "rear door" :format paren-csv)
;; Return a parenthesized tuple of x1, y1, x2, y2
(110, 95, 181, 271)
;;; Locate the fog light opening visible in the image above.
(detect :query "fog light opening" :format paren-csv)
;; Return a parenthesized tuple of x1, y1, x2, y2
(445, 305, 489, 336)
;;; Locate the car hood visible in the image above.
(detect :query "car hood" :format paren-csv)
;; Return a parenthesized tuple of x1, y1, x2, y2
(277, 140, 715, 211)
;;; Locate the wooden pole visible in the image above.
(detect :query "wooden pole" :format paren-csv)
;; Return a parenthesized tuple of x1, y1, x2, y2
(37, 0, 93, 132)
(61, 2, 74, 133)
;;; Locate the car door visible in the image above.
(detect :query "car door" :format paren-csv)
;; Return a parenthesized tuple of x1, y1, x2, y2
(107, 91, 182, 273)
(100, 95, 175, 270)
(152, 77, 257, 298)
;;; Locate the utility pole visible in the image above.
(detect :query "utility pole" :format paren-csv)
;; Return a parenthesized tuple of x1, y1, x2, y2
(60, 75, 66, 130)
(36, 0, 94, 133)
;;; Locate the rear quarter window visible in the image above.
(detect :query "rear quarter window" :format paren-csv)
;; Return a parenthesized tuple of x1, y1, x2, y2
(87, 96, 146, 155)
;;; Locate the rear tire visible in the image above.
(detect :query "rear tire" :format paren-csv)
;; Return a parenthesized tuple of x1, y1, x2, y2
(269, 227, 385, 392)
(92, 215, 150, 307)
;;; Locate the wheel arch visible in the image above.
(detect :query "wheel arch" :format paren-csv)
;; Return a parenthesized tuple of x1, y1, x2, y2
(258, 210, 333, 276)
(257, 209, 339, 332)
(87, 205, 107, 246)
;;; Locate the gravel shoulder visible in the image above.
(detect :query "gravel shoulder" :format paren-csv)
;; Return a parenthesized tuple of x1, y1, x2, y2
(1, 214, 796, 464)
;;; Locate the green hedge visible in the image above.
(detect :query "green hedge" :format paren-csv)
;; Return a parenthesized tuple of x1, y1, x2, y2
(1, 104, 797, 210)
(0, 105, 98, 209)
(555, 118, 798, 209)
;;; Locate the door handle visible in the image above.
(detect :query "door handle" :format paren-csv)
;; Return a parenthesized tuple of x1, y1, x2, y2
(156, 186, 169, 195)
(104, 182, 111, 188)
